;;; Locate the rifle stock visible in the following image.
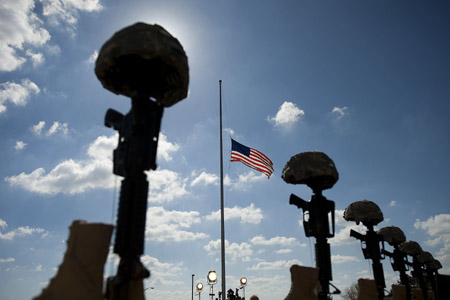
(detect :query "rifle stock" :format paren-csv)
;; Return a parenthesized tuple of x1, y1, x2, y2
(289, 194, 307, 210)
(350, 229, 365, 241)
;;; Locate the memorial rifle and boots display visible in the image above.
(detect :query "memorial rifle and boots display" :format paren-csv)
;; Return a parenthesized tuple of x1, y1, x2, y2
(399, 241, 429, 300)
(95, 22, 189, 300)
(344, 200, 387, 300)
(282, 151, 341, 300)
(378, 226, 411, 300)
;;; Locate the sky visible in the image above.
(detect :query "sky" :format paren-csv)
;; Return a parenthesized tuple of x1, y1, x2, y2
(0, 0, 450, 299)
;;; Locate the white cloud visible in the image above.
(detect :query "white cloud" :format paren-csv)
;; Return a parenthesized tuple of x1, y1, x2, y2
(46, 44, 61, 55)
(227, 171, 267, 191)
(205, 203, 263, 224)
(224, 128, 235, 136)
(0, 0, 51, 71)
(275, 249, 293, 254)
(45, 121, 69, 136)
(141, 255, 184, 286)
(0, 225, 45, 240)
(0, 79, 40, 113)
(248, 259, 302, 270)
(147, 169, 188, 203)
(32, 121, 46, 135)
(87, 49, 98, 64)
(331, 255, 361, 264)
(145, 206, 208, 242)
(414, 214, 450, 273)
(26, 49, 44, 66)
(141, 255, 184, 280)
(250, 235, 299, 247)
(0, 219, 7, 228)
(204, 239, 253, 262)
(267, 101, 304, 128)
(330, 210, 366, 246)
(5, 134, 116, 195)
(157, 133, 179, 162)
(5, 133, 187, 200)
(15, 141, 27, 151)
(190, 171, 218, 187)
(40, 0, 103, 27)
(0, 257, 15, 263)
(331, 106, 348, 120)
(389, 200, 397, 207)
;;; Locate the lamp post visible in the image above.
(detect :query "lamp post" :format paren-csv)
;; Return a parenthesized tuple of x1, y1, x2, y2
(239, 277, 247, 299)
(196, 282, 204, 300)
(192, 274, 195, 300)
(207, 271, 218, 300)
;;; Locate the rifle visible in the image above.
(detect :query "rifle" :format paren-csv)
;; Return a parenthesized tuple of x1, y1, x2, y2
(407, 257, 429, 300)
(105, 93, 162, 299)
(382, 248, 411, 300)
(349, 227, 386, 300)
(290, 192, 339, 300)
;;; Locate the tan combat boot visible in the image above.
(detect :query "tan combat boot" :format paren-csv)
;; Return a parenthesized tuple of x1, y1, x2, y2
(392, 284, 406, 300)
(33, 220, 113, 300)
(357, 278, 378, 300)
(283, 264, 319, 300)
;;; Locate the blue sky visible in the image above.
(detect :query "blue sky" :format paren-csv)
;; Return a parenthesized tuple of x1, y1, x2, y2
(1, 1, 450, 299)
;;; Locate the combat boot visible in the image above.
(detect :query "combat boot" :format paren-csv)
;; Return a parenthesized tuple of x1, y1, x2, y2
(357, 278, 378, 300)
(283, 264, 319, 300)
(33, 220, 113, 300)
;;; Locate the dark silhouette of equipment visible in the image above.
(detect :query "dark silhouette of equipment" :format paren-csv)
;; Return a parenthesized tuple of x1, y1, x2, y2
(282, 151, 340, 300)
(289, 192, 340, 300)
(344, 200, 386, 300)
(378, 226, 411, 300)
(95, 22, 189, 300)
(399, 241, 429, 300)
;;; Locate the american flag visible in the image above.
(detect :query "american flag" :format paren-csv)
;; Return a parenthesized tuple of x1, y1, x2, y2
(230, 139, 274, 178)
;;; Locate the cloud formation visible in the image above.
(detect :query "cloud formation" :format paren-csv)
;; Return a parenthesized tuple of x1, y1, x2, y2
(331, 255, 361, 264)
(145, 206, 208, 242)
(0, 1, 51, 71)
(0, 0, 103, 71)
(226, 171, 267, 191)
(32, 121, 69, 136)
(248, 259, 302, 270)
(87, 50, 98, 64)
(40, 0, 103, 26)
(5, 133, 184, 197)
(15, 141, 27, 151)
(0, 79, 40, 113)
(148, 169, 188, 203)
(5, 134, 116, 194)
(267, 101, 304, 128)
(250, 235, 299, 247)
(204, 203, 263, 224)
(204, 239, 253, 262)
(190, 171, 218, 187)
(0, 219, 46, 240)
(158, 133, 179, 162)
(414, 214, 450, 273)
(0, 257, 15, 263)
(331, 106, 349, 120)
(141, 255, 184, 283)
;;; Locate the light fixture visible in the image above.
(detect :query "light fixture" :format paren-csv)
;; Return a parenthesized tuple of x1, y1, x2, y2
(207, 270, 218, 284)
(240, 277, 247, 299)
(196, 283, 204, 291)
(240, 277, 247, 286)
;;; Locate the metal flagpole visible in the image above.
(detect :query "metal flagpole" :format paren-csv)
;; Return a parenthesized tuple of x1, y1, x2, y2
(219, 80, 226, 300)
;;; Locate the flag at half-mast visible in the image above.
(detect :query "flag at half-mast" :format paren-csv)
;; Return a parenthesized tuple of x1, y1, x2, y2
(231, 139, 274, 178)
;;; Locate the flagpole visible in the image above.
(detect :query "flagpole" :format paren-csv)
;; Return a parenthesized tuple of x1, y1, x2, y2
(219, 80, 226, 300)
